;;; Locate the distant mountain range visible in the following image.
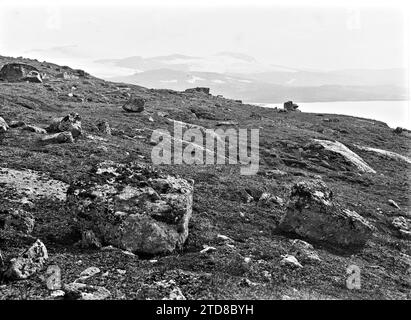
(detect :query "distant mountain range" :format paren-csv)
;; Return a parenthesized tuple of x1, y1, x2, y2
(95, 52, 408, 103)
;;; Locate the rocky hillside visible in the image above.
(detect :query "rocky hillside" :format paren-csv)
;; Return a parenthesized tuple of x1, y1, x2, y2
(0, 55, 410, 300)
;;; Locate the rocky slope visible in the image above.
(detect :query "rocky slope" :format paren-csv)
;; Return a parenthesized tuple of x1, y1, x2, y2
(0, 55, 410, 300)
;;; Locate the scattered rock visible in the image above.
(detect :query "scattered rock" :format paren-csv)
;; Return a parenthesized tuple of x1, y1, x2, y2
(258, 192, 284, 206)
(4, 239, 48, 280)
(393, 127, 407, 134)
(79, 267, 101, 280)
(388, 199, 401, 209)
(8, 120, 26, 128)
(185, 87, 210, 95)
(155, 279, 186, 300)
(216, 121, 238, 126)
(239, 278, 258, 287)
(63, 282, 111, 300)
(200, 245, 217, 254)
(50, 290, 65, 298)
(240, 189, 254, 203)
(280, 255, 303, 268)
(96, 121, 111, 135)
(0, 116, 8, 133)
(66, 161, 194, 255)
(117, 269, 126, 275)
(392, 216, 411, 239)
(355, 145, 411, 164)
(289, 239, 321, 263)
(279, 180, 374, 247)
(41, 132, 74, 144)
(0, 209, 35, 234)
(58, 113, 82, 138)
(79, 230, 102, 249)
(0, 250, 4, 268)
(217, 234, 234, 243)
(22, 124, 47, 134)
(264, 169, 287, 177)
(122, 97, 146, 113)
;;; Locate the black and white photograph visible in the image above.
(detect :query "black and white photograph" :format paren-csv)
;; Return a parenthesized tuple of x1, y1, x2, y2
(0, 0, 410, 309)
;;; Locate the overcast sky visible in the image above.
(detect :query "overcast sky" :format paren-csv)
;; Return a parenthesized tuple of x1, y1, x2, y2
(0, 3, 408, 71)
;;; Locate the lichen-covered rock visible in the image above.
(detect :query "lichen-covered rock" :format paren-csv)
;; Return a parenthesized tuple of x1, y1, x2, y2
(41, 131, 74, 144)
(0, 209, 35, 234)
(4, 239, 48, 280)
(66, 161, 194, 255)
(279, 180, 374, 248)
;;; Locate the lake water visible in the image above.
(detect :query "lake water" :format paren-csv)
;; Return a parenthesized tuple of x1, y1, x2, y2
(253, 100, 410, 130)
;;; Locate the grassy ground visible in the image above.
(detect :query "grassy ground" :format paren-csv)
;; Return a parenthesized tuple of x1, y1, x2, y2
(0, 55, 410, 300)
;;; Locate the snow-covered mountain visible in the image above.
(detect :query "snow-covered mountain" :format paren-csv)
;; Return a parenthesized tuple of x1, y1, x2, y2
(93, 52, 408, 102)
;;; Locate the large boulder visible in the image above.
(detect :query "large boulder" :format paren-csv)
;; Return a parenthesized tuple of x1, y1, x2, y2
(279, 180, 374, 248)
(0, 63, 40, 82)
(3, 239, 48, 280)
(284, 101, 299, 112)
(122, 97, 146, 113)
(66, 161, 194, 255)
(0, 116, 8, 133)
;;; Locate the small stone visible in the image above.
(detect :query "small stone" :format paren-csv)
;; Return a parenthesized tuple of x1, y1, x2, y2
(217, 234, 234, 243)
(239, 278, 258, 287)
(79, 230, 102, 249)
(280, 255, 303, 268)
(96, 121, 111, 135)
(41, 132, 74, 144)
(200, 245, 217, 254)
(0, 116, 8, 133)
(79, 267, 101, 279)
(388, 199, 400, 209)
(9, 120, 26, 128)
(63, 282, 111, 300)
(22, 125, 47, 134)
(50, 290, 65, 298)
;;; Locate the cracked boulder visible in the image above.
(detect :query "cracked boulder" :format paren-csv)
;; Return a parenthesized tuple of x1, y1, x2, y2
(66, 161, 194, 255)
(279, 180, 374, 248)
